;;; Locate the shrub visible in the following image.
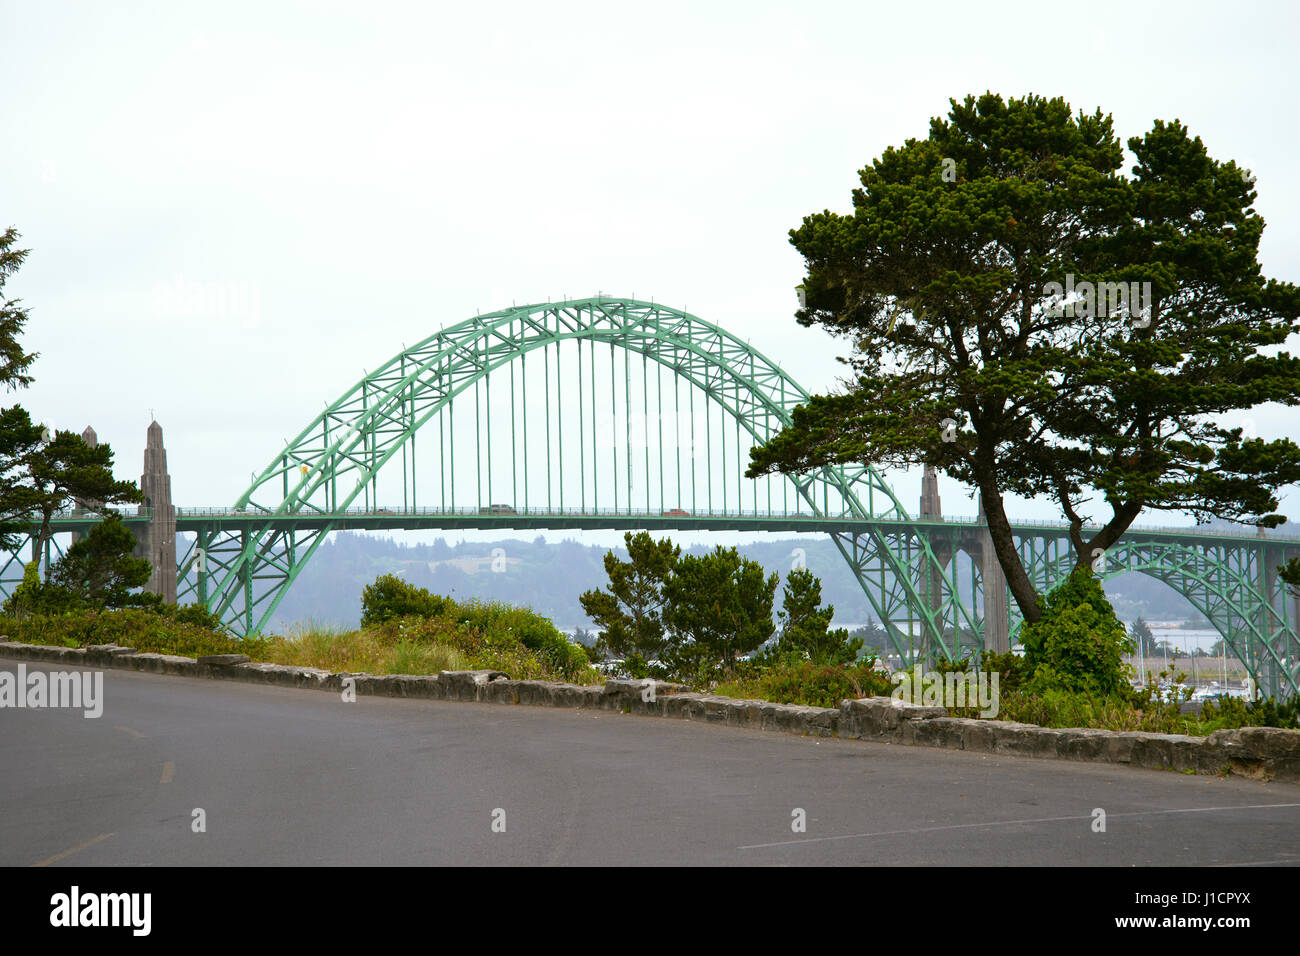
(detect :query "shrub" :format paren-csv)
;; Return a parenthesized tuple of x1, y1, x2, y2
(166, 602, 227, 630)
(714, 659, 894, 709)
(360, 574, 450, 626)
(996, 686, 1174, 733)
(1020, 568, 1133, 695)
(772, 567, 862, 665)
(1198, 694, 1300, 731)
(1, 607, 269, 659)
(977, 649, 1028, 693)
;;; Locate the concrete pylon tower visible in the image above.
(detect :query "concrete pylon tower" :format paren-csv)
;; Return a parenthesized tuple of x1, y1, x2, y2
(919, 464, 942, 517)
(917, 465, 944, 662)
(978, 493, 1011, 653)
(137, 421, 177, 603)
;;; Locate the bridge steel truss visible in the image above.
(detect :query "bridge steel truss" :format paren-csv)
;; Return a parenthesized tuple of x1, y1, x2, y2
(909, 519, 1300, 698)
(175, 297, 980, 658)
(1020, 533, 1300, 699)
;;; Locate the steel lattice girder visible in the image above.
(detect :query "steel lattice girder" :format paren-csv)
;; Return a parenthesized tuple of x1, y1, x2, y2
(30, 293, 1276, 695)
(1005, 535, 1300, 699)
(201, 297, 966, 646)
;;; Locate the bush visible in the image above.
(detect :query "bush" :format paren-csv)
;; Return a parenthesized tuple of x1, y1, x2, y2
(771, 567, 862, 665)
(167, 602, 227, 630)
(996, 686, 1177, 733)
(1, 607, 269, 659)
(977, 650, 1028, 693)
(360, 574, 451, 626)
(1198, 694, 1300, 731)
(713, 659, 894, 709)
(450, 599, 591, 680)
(1020, 568, 1133, 695)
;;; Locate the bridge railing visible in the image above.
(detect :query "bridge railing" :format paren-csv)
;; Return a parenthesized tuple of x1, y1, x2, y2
(157, 504, 1300, 541)
(46, 506, 152, 521)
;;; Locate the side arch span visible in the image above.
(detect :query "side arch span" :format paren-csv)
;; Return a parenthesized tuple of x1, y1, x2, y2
(1011, 538, 1300, 699)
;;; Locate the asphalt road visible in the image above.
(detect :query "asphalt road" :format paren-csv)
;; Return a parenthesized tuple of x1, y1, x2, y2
(3, 662, 1298, 866)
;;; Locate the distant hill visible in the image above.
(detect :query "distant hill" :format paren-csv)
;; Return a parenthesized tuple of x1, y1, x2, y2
(222, 530, 1209, 634)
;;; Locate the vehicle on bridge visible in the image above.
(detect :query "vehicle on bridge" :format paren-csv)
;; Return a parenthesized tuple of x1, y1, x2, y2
(479, 504, 517, 515)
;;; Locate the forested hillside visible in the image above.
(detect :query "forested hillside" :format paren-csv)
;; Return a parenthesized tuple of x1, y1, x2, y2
(241, 531, 1213, 633)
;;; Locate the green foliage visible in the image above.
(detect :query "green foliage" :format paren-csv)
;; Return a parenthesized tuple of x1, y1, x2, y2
(0, 226, 37, 389)
(1130, 616, 1154, 650)
(357, 572, 593, 682)
(156, 601, 227, 630)
(25, 429, 142, 558)
(1198, 694, 1299, 731)
(977, 650, 1028, 694)
(579, 531, 679, 661)
(1280, 557, 1300, 599)
(714, 659, 893, 709)
(451, 598, 590, 680)
(47, 514, 151, 608)
(360, 573, 451, 625)
(3, 519, 201, 619)
(5, 589, 600, 685)
(997, 687, 1170, 733)
(769, 567, 862, 665)
(0, 406, 44, 552)
(3, 559, 44, 618)
(848, 618, 889, 657)
(1020, 568, 1133, 695)
(662, 545, 778, 680)
(748, 93, 1300, 629)
(618, 652, 652, 680)
(993, 675, 1298, 735)
(2, 607, 269, 659)
(0, 227, 43, 551)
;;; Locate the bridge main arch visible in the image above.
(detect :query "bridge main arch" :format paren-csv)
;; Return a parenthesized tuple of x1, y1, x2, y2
(183, 297, 977, 652)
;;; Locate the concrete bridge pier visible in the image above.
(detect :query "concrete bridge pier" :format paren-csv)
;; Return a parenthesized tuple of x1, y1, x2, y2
(918, 465, 947, 662)
(977, 495, 1010, 654)
(916, 466, 1011, 657)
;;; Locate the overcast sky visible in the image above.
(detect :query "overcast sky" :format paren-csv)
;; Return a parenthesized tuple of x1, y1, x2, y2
(3, 0, 1297, 548)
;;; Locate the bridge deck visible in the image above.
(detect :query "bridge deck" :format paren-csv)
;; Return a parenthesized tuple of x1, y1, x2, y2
(38, 507, 1294, 545)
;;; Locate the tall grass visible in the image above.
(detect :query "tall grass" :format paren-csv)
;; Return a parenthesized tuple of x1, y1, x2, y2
(263, 622, 470, 675)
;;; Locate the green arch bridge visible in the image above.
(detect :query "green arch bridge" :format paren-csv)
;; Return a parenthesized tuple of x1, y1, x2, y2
(12, 297, 1300, 698)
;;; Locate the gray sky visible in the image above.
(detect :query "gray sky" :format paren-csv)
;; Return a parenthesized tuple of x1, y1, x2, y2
(3, 0, 1298, 548)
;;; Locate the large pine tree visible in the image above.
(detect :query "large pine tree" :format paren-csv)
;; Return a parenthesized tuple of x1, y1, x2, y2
(749, 94, 1300, 626)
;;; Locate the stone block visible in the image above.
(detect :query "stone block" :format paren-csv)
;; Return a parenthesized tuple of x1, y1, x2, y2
(197, 654, 251, 666)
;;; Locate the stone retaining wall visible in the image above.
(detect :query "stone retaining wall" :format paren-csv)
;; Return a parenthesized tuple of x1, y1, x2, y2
(2, 639, 1296, 784)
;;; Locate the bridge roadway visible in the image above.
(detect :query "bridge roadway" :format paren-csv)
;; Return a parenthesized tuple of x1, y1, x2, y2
(3, 661, 1297, 866)
(48, 506, 1283, 544)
